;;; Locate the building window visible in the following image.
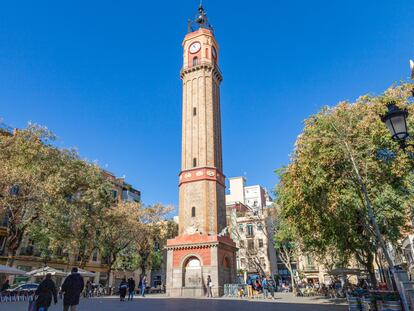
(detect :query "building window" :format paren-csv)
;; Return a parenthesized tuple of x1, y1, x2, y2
(10, 185, 19, 196)
(191, 206, 196, 217)
(247, 239, 254, 250)
(238, 224, 244, 232)
(247, 224, 254, 236)
(111, 190, 118, 199)
(258, 239, 264, 248)
(193, 107, 197, 116)
(92, 250, 98, 262)
(240, 258, 246, 267)
(193, 158, 197, 167)
(257, 223, 263, 231)
(240, 240, 245, 248)
(192, 57, 199, 66)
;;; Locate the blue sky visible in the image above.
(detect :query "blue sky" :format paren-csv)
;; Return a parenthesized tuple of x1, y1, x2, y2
(0, 0, 413, 212)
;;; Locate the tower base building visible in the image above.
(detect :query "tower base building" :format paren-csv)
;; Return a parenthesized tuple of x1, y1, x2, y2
(166, 235, 237, 297)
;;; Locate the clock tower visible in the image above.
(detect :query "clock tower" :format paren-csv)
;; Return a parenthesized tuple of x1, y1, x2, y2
(166, 5, 237, 297)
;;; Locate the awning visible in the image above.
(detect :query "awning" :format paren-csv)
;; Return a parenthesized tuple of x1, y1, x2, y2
(328, 268, 366, 276)
(0, 265, 27, 275)
(75, 268, 96, 278)
(26, 266, 67, 277)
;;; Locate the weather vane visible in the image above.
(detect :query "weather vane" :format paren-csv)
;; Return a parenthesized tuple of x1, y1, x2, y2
(187, 2, 214, 33)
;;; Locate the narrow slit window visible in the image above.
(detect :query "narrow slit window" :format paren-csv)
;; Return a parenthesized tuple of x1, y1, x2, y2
(191, 206, 196, 217)
(193, 158, 197, 167)
(193, 107, 197, 116)
(192, 57, 199, 66)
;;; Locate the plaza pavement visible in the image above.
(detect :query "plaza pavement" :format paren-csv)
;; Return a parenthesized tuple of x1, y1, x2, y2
(1, 293, 347, 311)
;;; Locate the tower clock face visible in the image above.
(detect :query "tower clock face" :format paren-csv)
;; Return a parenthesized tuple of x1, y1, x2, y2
(189, 42, 201, 54)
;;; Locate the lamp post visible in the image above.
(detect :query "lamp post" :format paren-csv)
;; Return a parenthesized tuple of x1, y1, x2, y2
(381, 103, 409, 150)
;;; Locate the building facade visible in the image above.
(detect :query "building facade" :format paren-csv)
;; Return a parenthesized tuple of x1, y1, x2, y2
(166, 5, 237, 297)
(225, 177, 278, 278)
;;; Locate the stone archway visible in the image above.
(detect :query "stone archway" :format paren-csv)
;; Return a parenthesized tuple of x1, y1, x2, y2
(183, 256, 202, 288)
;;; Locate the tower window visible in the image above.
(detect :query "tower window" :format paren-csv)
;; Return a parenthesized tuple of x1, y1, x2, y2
(192, 57, 199, 66)
(193, 158, 197, 167)
(191, 206, 196, 217)
(193, 107, 197, 116)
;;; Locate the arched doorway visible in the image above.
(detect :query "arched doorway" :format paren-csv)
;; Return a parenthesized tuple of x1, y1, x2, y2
(183, 257, 202, 287)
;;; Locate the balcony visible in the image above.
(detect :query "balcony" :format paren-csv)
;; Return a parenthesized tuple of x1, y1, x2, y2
(180, 61, 223, 82)
(303, 264, 318, 272)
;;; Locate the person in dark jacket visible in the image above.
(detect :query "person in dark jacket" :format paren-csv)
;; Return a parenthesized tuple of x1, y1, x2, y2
(1, 279, 10, 292)
(127, 278, 135, 301)
(35, 273, 58, 311)
(119, 278, 128, 301)
(61, 267, 84, 311)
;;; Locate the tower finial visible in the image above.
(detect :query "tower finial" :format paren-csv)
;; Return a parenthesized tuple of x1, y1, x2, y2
(189, 1, 213, 32)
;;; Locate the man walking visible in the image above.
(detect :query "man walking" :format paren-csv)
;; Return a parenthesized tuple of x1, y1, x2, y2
(61, 267, 84, 311)
(262, 276, 269, 299)
(140, 276, 147, 297)
(127, 278, 136, 301)
(35, 273, 58, 311)
(206, 275, 213, 298)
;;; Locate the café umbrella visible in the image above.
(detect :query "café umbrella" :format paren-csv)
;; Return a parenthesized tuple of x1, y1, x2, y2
(26, 266, 67, 277)
(0, 265, 27, 275)
(72, 268, 96, 278)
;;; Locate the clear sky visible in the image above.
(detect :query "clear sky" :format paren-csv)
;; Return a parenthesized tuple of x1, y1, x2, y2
(0, 0, 413, 212)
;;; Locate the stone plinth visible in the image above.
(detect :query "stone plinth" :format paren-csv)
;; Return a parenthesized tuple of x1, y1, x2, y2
(166, 233, 237, 297)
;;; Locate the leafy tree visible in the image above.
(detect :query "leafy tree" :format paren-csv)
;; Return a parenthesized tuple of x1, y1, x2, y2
(273, 211, 298, 288)
(30, 150, 113, 267)
(98, 203, 175, 287)
(134, 205, 175, 278)
(97, 201, 143, 288)
(0, 124, 61, 265)
(276, 82, 414, 286)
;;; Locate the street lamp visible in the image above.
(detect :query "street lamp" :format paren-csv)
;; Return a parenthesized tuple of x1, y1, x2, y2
(381, 103, 409, 149)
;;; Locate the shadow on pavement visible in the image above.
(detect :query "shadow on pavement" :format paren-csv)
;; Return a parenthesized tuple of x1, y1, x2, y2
(1, 297, 348, 311)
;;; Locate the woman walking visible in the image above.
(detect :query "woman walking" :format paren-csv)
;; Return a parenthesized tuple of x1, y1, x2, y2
(119, 278, 128, 301)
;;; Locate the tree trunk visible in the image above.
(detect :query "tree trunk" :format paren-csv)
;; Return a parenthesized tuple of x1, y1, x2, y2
(366, 252, 378, 289)
(288, 263, 296, 293)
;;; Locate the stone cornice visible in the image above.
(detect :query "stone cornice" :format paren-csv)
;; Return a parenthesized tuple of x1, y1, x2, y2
(166, 234, 237, 251)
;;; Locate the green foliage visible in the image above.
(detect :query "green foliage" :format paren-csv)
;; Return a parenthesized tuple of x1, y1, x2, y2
(276, 82, 414, 276)
(0, 124, 62, 263)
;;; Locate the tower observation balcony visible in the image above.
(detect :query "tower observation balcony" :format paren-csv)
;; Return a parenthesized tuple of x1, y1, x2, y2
(180, 61, 222, 82)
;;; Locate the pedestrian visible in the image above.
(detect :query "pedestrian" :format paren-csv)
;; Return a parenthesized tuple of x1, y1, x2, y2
(206, 275, 213, 297)
(141, 276, 147, 297)
(35, 273, 58, 311)
(119, 278, 128, 301)
(127, 278, 135, 301)
(262, 276, 268, 299)
(61, 267, 85, 311)
(267, 277, 276, 299)
(1, 279, 10, 292)
(85, 280, 92, 298)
